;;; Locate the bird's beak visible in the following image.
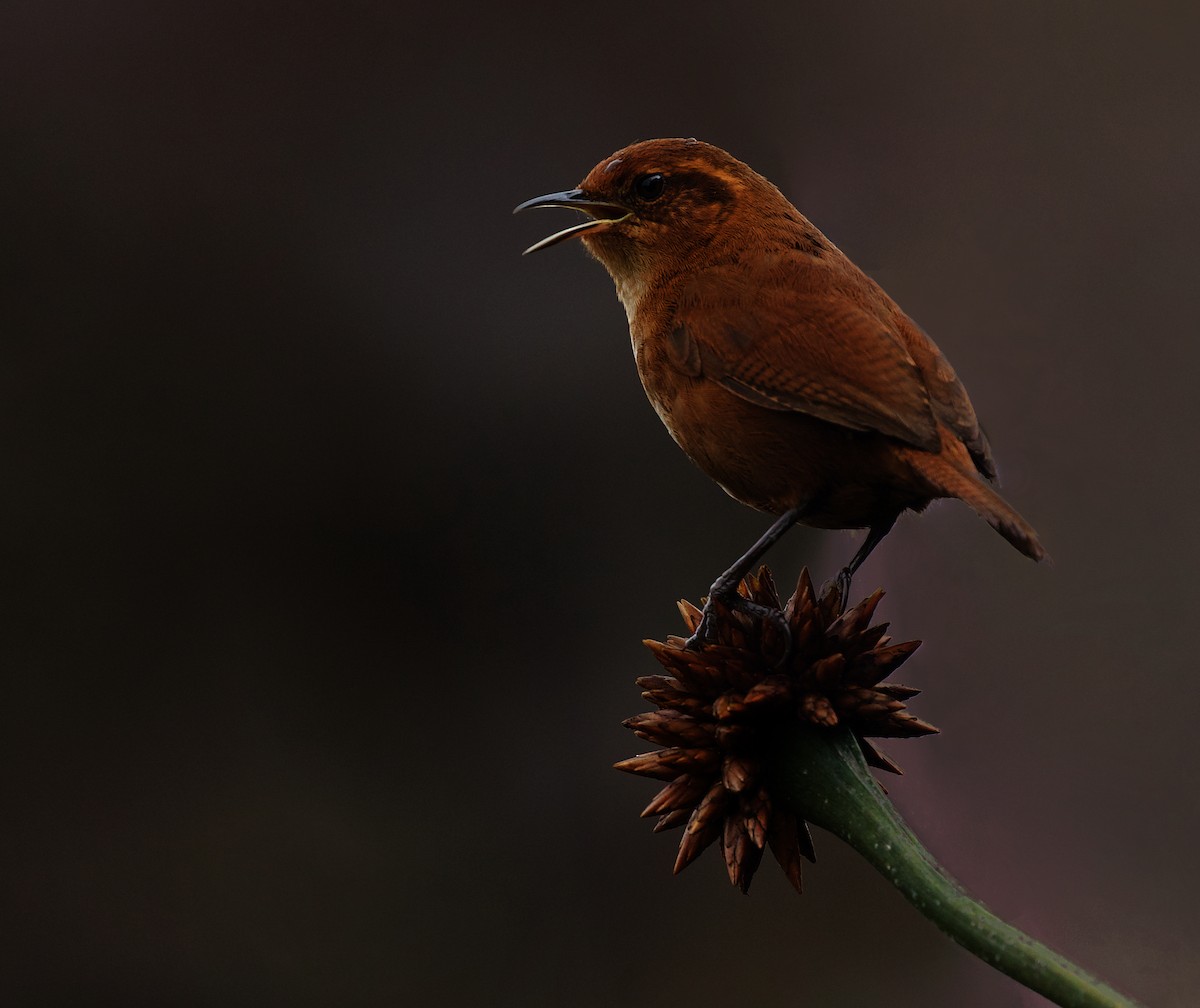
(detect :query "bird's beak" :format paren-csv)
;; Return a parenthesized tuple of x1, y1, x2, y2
(513, 189, 631, 255)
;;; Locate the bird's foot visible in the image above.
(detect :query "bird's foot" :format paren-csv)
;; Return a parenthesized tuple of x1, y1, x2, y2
(833, 568, 853, 614)
(684, 585, 792, 666)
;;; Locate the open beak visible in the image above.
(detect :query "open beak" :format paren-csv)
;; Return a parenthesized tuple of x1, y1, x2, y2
(513, 189, 631, 254)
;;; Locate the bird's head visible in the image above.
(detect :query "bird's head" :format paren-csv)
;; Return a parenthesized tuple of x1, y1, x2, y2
(515, 139, 791, 292)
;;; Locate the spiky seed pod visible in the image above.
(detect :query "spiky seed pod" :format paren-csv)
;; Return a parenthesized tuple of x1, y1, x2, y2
(615, 566, 936, 893)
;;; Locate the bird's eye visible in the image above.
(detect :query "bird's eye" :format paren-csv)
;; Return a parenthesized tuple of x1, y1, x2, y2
(634, 173, 665, 202)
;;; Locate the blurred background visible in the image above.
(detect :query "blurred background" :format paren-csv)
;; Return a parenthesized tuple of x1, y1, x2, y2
(3, 2, 1198, 1004)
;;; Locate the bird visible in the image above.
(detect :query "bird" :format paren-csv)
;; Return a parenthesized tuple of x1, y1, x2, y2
(515, 138, 1044, 646)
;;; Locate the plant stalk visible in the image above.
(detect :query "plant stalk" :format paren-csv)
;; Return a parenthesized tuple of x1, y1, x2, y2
(772, 726, 1140, 1008)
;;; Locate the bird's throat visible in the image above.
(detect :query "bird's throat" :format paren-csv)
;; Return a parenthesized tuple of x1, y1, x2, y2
(582, 234, 654, 323)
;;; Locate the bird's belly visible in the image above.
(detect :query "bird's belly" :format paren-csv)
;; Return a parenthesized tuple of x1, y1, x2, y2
(643, 372, 927, 528)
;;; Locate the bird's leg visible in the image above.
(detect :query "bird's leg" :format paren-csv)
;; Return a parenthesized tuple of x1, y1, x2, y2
(834, 513, 899, 612)
(686, 506, 804, 652)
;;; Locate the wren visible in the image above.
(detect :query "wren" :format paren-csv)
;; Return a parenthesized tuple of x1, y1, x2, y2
(516, 138, 1044, 644)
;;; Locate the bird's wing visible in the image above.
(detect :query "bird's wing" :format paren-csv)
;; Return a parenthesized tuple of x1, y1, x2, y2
(895, 314, 998, 479)
(667, 258, 941, 452)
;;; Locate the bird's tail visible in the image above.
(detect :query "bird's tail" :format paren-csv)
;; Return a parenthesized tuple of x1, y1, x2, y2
(913, 449, 1046, 562)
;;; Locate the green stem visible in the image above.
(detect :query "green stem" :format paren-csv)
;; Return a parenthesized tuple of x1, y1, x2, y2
(772, 726, 1140, 1008)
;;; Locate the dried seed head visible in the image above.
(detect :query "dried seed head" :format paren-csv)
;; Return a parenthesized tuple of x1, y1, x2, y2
(616, 567, 936, 893)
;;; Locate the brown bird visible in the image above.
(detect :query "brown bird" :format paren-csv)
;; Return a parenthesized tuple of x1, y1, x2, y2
(515, 138, 1044, 644)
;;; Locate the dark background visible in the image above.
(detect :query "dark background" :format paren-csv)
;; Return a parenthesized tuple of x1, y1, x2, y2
(4, 2, 1198, 1005)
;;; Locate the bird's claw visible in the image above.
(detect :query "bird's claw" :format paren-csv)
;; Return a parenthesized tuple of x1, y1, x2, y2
(682, 604, 719, 651)
(684, 589, 793, 667)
